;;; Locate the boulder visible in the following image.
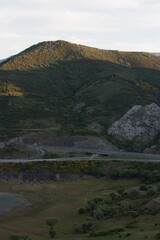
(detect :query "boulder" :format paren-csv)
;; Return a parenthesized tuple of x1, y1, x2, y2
(108, 103, 160, 143)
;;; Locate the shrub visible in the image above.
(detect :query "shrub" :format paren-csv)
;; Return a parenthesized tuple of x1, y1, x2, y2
(9, 236, 20, 240)
(157, 184, 160, 192)
(20, 236, 30, 240)
(109, 192, 117, 200)
(73, 221, 93, 233)
(146, 188, 156, 196)
(155, 233, 160, 239)
(90, 228, 124, 237)
(73, 223, 82, 233)
(78, 207, 85, 214)
(125, 233, 131, 237)
(81, 222, 93, 233)
(8, 235, 30, 240)
(117, 187, 125, 195)
(49, 228, 56, 238)
(139, 184, 148, 191)
(128, 189, 141, 199)
(93, 208, 104, 219)
(46, 217, 58, 226)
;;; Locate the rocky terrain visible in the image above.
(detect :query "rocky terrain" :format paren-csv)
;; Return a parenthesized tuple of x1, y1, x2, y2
(23, 133, 117, 151)
(108, 103, 160, 143)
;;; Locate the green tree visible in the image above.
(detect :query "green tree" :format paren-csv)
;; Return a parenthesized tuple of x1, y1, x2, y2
(46, 217, 58, 227)
(49, 228, 56, 238)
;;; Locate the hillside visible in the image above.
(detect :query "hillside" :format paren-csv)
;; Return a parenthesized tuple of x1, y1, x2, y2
(1, 40, 160, 150)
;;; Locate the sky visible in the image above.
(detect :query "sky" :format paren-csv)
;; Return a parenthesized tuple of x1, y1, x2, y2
(0, 0, 160, 58)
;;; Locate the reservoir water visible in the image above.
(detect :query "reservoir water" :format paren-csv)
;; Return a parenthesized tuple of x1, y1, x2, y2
(0, 192, 25, 214)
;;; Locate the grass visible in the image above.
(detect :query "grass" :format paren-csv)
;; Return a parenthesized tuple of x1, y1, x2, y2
(0, 177, 160, 240)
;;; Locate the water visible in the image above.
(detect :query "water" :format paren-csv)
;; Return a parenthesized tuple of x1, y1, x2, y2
(0, 192, 25, 214)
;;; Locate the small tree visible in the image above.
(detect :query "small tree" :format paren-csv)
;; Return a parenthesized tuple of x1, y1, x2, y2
(49, 228, 56, 238)
(46, 217, 58, 238)
(46, 217, 58, 227)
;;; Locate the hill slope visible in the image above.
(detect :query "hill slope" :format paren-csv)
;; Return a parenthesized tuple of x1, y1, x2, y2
(1, 40, 160, 149)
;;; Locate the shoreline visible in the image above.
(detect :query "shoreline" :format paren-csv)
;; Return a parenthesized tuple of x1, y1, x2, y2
(0, 191, 31, 214)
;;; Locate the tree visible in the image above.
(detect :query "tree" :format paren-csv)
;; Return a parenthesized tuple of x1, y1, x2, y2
(46, 217, 58, 227)
(49, 228, 56, 238)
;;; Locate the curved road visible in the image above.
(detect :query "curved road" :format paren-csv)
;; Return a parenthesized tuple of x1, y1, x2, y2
(1, 144, 160, 163)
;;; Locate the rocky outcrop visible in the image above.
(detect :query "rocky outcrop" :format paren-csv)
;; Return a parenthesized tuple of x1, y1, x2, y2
(108, 103, 160, 143)
(23, 133, 117, 151)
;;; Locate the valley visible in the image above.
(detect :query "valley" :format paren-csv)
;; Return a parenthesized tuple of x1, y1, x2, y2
(1, 163, 160, 240)
(1, 41, 160, 240)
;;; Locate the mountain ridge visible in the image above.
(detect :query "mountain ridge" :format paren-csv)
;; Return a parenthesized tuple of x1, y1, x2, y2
(1, 40, 160, 151)
(1, 40, 160, 71)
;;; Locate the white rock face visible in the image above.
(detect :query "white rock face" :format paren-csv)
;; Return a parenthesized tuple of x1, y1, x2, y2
(108, 103, 160, 142)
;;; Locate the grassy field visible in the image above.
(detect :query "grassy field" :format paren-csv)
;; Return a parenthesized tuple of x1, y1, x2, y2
(0, 176, 160, 240)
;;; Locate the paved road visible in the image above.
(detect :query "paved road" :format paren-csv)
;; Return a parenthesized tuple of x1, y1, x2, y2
(26, 144, 45, 158)
(37, 145, 160, 159)
(1, 157, 160, 163)
(1, 144, 160, 163)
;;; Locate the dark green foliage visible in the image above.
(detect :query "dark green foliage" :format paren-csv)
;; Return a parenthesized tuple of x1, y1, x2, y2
(117, 187, 125, 195)
(155, 233, 160, 239)
(9, 236, 20, 240)
(125, 233, 131, 237)
(90, 228, 124, 237)
(139, 184, 148, 191)
(109, 192, 117, 200)
(8, 235, 30, 240)
(19, 236, 30, 240)
(128, 189, 141, 199)
(73, 221, 93, 233)
(157, 184, 160, 192)
(78, 207, 85, 214)
(111, 163, 160, 183)
(146, 188, 156, 196)
(125, 221, 137, 229)
(49, 228, 56, 238)
(46, 217, 58, 227)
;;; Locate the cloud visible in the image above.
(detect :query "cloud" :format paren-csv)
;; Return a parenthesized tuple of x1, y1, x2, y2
(110, 41, 160, 52)
(0, 0, 160, 58)
(0, 32, 21, 39)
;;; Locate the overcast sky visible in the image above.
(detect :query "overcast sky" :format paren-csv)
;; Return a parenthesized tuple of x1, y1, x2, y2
(0, 0, 160, 58)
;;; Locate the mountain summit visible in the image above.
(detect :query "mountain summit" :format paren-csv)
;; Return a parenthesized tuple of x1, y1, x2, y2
(1, 40, 160, 71)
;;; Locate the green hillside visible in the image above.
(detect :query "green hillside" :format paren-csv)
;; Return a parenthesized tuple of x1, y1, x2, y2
(1, 40, 160, 146)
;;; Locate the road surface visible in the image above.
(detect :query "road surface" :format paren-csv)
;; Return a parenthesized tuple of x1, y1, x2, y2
(0, 144, 160, 163)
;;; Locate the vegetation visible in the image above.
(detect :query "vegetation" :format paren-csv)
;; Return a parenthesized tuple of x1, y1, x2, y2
(1, 41, 160, 150)
(46, 217, 58, 238)
(111, 162, 160, 183)
(0, 172, 160, 240)
(0, 160, 104, 177)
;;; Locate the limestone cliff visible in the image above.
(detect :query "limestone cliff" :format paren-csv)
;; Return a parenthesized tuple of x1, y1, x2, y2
(108, 103, 160, 143)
